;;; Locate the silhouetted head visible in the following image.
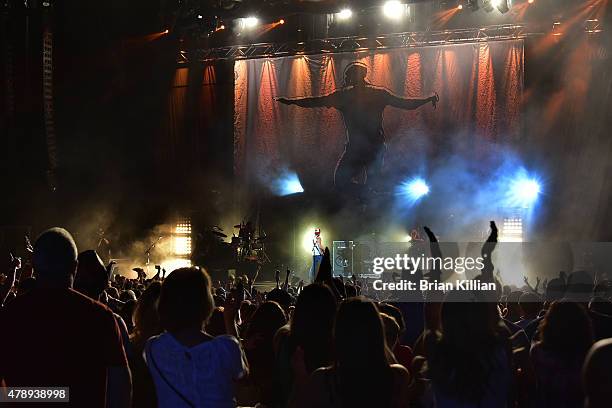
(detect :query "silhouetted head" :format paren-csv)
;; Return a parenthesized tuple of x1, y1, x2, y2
(290, 283, 336, 373)
(158, 267, 214, 333)
(343, 62, 368, 87)
(583, 338, 612, 408)
(539, 300, 593, 362)
(33, 228, 78, 288)
(334, 297, 388, 369)
(378, 302, 406, 336)
(380, 312, 400, 349)
(334, 297, 394, 408)
(246, 301, 287, 343)
(132, 281, 162, 350)
(74, 250, 108, 300)
(518, 291, 543, 319)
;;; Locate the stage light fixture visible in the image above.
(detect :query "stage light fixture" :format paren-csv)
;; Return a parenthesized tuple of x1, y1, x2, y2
(241, 16, 259, 29)
(528, 0, 534, 3)
(457, 4, 463, 9)
(274, 171, 304, 196)
(501, 216, 523, 242)
(508, 174, 541, 208)
(174, 219, 192, 257)
(383, 1, 405, 20)
(479, 0, 494, 12)
(279, 19, 285, 24)
(398, 177, 430, 204)
(493, 0, 510, 13)
(337, 8, 353, 20)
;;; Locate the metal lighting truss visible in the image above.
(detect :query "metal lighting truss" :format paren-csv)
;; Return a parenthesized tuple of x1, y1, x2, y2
(177, 24, 537, 64)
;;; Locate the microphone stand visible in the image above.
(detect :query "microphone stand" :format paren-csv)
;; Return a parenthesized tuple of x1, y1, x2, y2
(145, 236, 163, 276)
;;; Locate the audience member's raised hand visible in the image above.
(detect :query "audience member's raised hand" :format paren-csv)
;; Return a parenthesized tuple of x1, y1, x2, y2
(223, 290, 241, 339)
(481, 221, 498, 279)
(283, 268, 291, 290)
(423, 226, 442, 283)
(423, 226, 437, 243)
(1, 252, 21, 306)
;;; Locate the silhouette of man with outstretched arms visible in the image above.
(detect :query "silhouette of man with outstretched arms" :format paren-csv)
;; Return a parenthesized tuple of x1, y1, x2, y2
(276, 62, 439, 194)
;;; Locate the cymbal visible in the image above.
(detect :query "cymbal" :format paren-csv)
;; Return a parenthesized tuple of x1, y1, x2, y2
(234, 224, 242, 228)
(212, 230, 228, 238)
(212, 226, 224, 231)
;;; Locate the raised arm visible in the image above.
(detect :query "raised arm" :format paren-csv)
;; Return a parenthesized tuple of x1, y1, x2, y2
(481, 221, 498, 281)
(276, 91, 341, 108)
(385, 91, 439, 110)
(0, 253, 20, 308)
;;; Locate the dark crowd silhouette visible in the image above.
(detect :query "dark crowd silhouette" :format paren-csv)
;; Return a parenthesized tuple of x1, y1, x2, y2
(1, 223, 612, 408)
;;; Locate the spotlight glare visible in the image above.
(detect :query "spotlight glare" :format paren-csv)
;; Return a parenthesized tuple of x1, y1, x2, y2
(337, 8, 353, 20)
(493, 0, 510, 13)
(457, 4, 463, 9)
(508, 174, 541, 207)
(279, 19, 285, 24)
(398, 177, 430, 204)
(528, 0, 534, 3)
(163, 29, 169, 34)
(274, 171, 304, 196)
(242, 16, 259, 29)
(383, 1, 404, 20)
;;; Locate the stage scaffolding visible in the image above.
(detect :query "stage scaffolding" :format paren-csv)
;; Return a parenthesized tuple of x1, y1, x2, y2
(177, 24, 539, 64)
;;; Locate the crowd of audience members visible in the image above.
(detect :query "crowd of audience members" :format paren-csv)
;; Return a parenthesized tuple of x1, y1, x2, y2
(1, 223, 612, 408)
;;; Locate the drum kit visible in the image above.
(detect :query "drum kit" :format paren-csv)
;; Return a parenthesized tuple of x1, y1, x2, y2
(202, 221, 269, 273)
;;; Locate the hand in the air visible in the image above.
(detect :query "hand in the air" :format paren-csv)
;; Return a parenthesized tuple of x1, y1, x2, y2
(423, 226, 438, 243)
(430, 92, 439, 109)
(275, 97, 293, 105)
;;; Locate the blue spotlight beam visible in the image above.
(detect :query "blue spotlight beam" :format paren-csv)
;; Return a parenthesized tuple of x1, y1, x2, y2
(398, 176, 430, 205)
(506, 170, 542, 208)
(274, 171, 304, 196)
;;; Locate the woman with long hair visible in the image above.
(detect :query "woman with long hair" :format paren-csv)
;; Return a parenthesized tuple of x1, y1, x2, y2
(129, 280, 162, 407)
(276, 283, 337, 407)
(425, 290, 514, 407)
(295, 297, 411, 408)
(531, 300, 594, 408)
(239, 301, 287, 406)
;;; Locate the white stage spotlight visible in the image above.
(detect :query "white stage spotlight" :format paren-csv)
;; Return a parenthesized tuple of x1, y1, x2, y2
(493, 0, 511, 13)
(337, 8, 353, 20)
(383, 1, 405, 20)
(241, 16, 259, 29)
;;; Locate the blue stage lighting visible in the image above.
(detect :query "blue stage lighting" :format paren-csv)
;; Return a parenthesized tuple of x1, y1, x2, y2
(508, 173, 541, 207)
(275, 172, 304, 195)
(399, 177, 430, 203)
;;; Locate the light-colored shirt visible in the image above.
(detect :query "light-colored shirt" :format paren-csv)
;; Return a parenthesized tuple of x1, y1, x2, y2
(313, 235, 323, 256)
(145, 333, 247, 408)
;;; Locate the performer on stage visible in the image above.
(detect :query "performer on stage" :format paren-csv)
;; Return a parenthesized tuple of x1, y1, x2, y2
(311, 228, 324, 282)
(277, 62, 439, 195)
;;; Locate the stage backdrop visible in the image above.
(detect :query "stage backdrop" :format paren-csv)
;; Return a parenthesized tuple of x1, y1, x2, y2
(234, 40, 523, 195)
